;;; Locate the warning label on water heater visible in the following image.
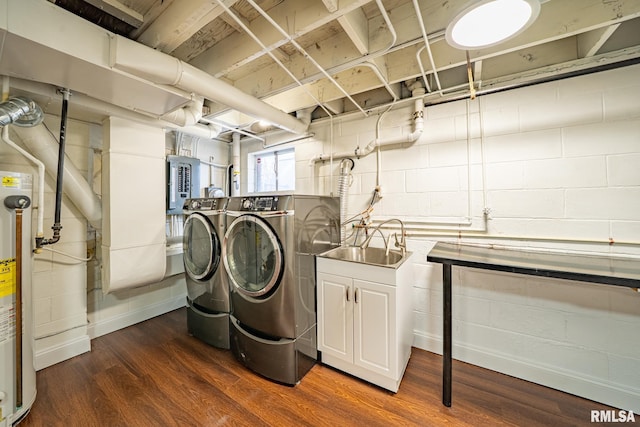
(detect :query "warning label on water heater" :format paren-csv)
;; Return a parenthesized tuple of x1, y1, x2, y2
(0, 258, 16, 298)
(1, 176, 20, 187)
(0, 304, 16, 344)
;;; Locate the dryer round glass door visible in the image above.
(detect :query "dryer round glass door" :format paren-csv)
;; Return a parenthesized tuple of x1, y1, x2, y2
(183, 213, 221, 281)
(223, 215, 283, 297)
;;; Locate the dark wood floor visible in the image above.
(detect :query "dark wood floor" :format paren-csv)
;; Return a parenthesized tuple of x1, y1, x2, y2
(19, 308, 628, 427)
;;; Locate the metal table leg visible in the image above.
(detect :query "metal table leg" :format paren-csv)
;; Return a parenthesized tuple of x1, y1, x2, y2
(443, 263, 452, 407)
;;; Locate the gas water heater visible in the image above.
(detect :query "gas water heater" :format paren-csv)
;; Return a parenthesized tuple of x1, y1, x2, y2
(0, 171, 36, 426)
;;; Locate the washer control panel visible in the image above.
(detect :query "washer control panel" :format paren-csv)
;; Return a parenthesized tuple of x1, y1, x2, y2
(183, 198, 226, 211)
(239, 196, 279, 211)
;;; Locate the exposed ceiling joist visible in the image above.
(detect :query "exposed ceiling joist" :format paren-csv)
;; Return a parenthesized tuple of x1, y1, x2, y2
(321, 0, 339, 13)
(578, 24, 621, 58)
(136, 0, 239, 53)
(190, 0, 373, 77)
(82, 0, 143, 27)
(19, 0, 640, 130)
(338, 8, 370, 55)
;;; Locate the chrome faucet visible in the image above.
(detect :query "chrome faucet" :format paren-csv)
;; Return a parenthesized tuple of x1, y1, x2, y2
(359, 218, 406, 256)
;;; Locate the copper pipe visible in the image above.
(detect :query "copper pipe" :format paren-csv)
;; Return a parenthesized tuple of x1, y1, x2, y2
(15, 207, 23, 408)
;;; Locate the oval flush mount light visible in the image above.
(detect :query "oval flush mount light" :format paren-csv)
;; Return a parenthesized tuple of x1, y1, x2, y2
(446, 0, 541, 50)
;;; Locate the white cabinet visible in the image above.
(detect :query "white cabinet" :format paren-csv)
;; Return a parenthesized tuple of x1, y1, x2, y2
(316, 253, 413, 392)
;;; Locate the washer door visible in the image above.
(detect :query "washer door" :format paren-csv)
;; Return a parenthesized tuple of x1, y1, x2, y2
(223, 215, 283, 298)
(183, 213, 221, 281)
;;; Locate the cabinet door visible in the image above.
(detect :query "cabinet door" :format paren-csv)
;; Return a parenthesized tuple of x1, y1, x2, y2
(317, 273, 353, 364)
(353, 279, 396, 377)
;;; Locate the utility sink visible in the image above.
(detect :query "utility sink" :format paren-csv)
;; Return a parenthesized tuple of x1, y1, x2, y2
(319, 246, 408, 268)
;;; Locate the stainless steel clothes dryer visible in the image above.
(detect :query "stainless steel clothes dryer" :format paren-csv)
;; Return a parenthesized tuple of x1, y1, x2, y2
(224, 194, 340, 385)
(183, 197, 230, 349)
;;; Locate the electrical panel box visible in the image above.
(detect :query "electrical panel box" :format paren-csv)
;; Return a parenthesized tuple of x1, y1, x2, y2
(167, 156, 200, 214)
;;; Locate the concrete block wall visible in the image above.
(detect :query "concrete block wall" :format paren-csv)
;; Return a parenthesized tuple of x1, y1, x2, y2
(2, 113, 190, 369)
(22, 116, 92, 369)
(244, 64, 640, 411)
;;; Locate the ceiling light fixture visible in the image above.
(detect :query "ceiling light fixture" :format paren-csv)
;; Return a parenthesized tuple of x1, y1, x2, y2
(445, 0, 541, 50)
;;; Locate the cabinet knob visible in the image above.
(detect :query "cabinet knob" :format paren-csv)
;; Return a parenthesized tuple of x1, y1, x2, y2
(355, 288, 358, 303)
(346, 288, 350, 302)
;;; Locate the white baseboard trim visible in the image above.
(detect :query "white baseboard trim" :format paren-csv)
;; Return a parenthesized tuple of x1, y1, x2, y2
(34, 297, 186, 371)
(413, 331, 640, 413)
(35, 334, 91, 371)
(88, 296, 187, 340)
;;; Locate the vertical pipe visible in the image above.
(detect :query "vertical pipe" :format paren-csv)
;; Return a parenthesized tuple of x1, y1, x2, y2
(15, 207, 23, 408)
(4, 195, 30, 409)
(53, 90, 70, 233)
(232, 133, 240, 196)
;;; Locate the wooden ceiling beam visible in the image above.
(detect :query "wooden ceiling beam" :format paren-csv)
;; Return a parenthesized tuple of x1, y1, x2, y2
(82, 0, 143, 28)
(136, 0, 239, 53)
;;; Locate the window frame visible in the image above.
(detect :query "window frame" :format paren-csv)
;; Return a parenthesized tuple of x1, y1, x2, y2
(247, 147, 295, 194)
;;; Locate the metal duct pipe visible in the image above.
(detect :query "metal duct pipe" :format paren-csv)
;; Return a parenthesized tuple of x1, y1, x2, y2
(110, 35, 308, 135)
(12, 125, 102, 230)
(0, 96, 44, 127)
(0, 94, 47, 240)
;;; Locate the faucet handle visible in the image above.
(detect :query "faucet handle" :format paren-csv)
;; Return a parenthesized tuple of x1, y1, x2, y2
(393, 232, 407, 255)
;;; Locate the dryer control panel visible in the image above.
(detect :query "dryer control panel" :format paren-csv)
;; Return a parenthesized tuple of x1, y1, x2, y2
(239, 196, 279, 211)
(184, 197, 227, 211)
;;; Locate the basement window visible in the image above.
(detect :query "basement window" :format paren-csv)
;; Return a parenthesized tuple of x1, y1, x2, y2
(248, 148, 295, 193)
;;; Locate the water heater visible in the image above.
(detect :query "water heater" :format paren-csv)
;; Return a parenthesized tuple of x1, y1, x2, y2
(0, 171, 36, 426)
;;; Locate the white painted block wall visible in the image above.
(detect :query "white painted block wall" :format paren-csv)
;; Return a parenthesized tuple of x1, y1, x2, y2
(1, 114, 193, 369)
(10, 115, 93, 369)
(243, 64, 640, 411)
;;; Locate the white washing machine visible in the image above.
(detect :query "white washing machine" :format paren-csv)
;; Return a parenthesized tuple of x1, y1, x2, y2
(223, 194, 340, 384)
(182, 197, 230, 349)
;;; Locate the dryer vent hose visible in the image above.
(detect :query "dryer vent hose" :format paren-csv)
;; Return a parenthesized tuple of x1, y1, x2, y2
(338, 158, 354, 244)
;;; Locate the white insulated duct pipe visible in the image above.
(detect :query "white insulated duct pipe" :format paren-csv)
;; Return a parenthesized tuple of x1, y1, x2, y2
(161, 96, 204, 127)
(110, 35, 308, 135)
(12, 125, 102, 230)
(296, 107, 314, 126)
(310, 98, 425, 163)
(10, 77, 221, 140)
(1, 126, 46, 239)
